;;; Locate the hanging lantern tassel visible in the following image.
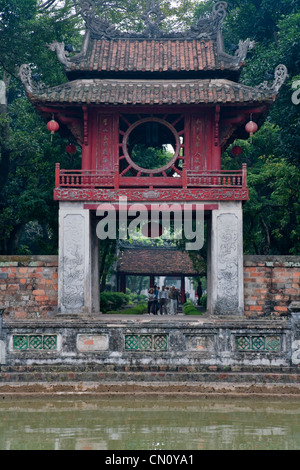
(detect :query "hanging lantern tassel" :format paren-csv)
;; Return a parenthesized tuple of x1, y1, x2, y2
(245, 119, 258, 143)
(47, 117, 59, 142)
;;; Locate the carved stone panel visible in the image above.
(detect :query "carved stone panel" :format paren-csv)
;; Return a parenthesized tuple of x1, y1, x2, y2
(60, 213, 85, 313)
(210, 203, 244, 316)
(58, 206, 93, 314)
(77, 334, 109, 352)
(216, 213, 239, 313)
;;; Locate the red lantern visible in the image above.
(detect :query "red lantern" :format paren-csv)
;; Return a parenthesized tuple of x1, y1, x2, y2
(231, 145, 243, 156)
(47, 118, 59, 141)
(245, 120, 258, 142)
(66, 144, 77, 155)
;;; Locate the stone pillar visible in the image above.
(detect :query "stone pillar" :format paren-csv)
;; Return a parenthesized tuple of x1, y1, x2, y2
(58, 202, 99, 315)
(210, 201, 244, 316)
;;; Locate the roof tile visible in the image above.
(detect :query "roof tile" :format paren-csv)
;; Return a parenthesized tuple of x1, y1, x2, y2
(117, 248, 202, 275)
(33, 78, 274, 106)
(69, 39, 226, 73)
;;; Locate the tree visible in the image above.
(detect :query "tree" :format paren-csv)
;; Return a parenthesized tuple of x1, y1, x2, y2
(198, 0, 300, 255)
(0, 0, 198, 256)
(0, 0, 82, 254)
(223, 123, 300, 255)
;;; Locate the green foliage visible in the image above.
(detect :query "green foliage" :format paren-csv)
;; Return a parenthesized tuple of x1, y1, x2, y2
(100, 291, 130, 313)
(100, 288, 147, 314)
(225, 122, 300, 254)
(211, 0, 300, 255)
(183, 300, 203, 316)
(0, 0, 82, 254)
(103, 303, 148, 315)
(0, 96, 81, 253)
(131, 144, 173, 171)
(125, 288, 147, 303)
(91, 0, 197, 32)
(0, 0, 81, 82)
(200, 294, 207, 309)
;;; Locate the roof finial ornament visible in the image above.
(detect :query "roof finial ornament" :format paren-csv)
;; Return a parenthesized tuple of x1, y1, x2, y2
(212, 1, 228, 23)
(189, 1, 227, 40)
(142, 0, 165, 38)
(79, 0, 119, 39)
(257, 64, 288, 95)
(18, 64, 46, 95)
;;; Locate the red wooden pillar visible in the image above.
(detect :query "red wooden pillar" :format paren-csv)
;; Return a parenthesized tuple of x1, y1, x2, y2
(150, 275, 155, 288)
(81, 145, 90, 170)
(180, 275, 185, 303)
(212, 105, 221, 170)
(120, 273, 126, 293)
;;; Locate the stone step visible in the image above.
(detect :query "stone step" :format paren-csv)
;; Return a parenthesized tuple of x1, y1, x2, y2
(1, 368, 300, 386)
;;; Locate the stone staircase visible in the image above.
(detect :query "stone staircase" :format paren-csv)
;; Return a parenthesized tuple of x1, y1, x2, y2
(1, 364, 300, 396)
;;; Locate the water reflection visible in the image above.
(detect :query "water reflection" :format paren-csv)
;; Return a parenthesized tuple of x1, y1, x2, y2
(1, 397, 300, 450)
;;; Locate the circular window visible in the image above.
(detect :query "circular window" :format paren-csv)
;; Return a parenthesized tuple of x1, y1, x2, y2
(122, 118, 180, 174)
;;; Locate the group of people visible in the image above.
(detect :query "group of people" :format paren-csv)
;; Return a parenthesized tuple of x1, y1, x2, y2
(147, 285, 180, 315)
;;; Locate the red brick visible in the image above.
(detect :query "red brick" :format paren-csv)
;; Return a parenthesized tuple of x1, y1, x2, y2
(35, 295, 49, 301)
(274, 306, 288, 312)
(28, 273, 42, 279)
(7, 284, 19, 290)
(15, 311, 27, 319)
(32, 289, 45, 296)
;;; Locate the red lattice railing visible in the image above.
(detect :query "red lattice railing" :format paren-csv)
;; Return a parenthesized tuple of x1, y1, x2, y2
(55, 163, 247, 189)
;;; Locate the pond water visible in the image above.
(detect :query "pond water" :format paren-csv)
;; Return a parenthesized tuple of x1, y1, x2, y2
(1, 396, 300, 451)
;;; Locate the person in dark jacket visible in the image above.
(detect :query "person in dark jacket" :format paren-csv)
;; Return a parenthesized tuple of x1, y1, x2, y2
(197, 281, 202, 306)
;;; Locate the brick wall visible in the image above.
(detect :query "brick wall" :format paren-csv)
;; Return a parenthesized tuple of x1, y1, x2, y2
(0, 256, 58, 320)
(244, 256, 300, 318)
(0, 255, 299, 319)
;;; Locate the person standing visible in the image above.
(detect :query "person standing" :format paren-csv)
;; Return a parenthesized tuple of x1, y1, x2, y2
(197, 281, 202, 306)
(147, 288, 155, 315)
(169, 286, 177, 315)
(165, 287, 170, 314)
(153, 285, 159, 315)
(159, 286, 168, 315)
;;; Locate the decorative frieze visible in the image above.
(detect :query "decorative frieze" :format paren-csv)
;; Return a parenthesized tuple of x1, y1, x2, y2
(236, 336, 281, 352)
(13, 335, 57, 351)
(125, 334, 168, 351)
(54, 187, 249, 202)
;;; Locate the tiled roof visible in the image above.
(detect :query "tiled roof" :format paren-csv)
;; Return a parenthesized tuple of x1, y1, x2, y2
(117, 248, 202, 275)
(32, 78, 273, 106)
(70, 39, 233, 73)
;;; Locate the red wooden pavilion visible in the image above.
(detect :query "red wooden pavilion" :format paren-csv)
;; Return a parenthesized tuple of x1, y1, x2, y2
(19, 0, 287, 316)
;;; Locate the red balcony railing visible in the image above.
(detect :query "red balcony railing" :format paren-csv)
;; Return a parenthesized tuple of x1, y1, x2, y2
(55, 163, 247, 190)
